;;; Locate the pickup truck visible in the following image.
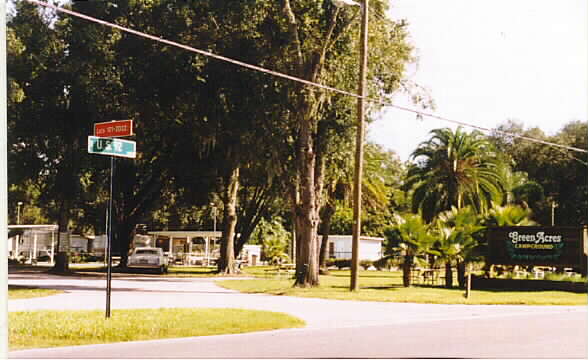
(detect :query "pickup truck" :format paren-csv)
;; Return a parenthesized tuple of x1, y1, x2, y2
(127, 247, 169, 274)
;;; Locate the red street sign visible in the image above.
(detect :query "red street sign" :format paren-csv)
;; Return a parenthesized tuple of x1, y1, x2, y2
(94, 120, 133, 138)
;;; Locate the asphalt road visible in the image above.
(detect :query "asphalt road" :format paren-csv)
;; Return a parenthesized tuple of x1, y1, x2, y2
(8, 269, 588, 358)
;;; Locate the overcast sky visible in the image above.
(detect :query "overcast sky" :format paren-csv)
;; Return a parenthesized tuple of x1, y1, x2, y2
(368, 0, 588, 161)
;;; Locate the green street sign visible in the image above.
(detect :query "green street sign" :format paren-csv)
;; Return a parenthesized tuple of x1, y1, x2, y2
(88, 136, 136, 158)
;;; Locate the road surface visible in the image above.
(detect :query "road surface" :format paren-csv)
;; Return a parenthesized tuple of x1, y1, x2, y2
(8, 269, 588, 358)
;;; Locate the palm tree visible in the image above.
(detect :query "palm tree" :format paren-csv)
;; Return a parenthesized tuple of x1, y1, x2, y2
(483, 204, 537, 227)
(388, 213, 435, 287)
(319, 143, 403, 272)
(495, 161, 529, 205)
(406, 127, 504, 222)
(434, 206, 484, 288)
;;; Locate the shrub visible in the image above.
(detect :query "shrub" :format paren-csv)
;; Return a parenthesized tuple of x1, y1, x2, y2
(69, 253, 82, 263)
(334, 258, 351, 269)
(373, 257, 392, 271)
(360, 260, 373, 270)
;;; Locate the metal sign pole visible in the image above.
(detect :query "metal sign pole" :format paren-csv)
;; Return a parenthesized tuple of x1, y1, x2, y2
(106, 155, 115, 318)
(87, 120, 135, 319)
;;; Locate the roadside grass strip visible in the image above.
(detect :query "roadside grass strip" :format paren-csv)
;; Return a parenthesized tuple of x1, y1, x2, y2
(8, 285, 63, 300)
(69, 265, 241, 277)
(218, 270, 587, 305)
(9, 308, 305, 350)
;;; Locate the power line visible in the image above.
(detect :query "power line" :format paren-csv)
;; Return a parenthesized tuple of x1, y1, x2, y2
(24, 0, 588, 155)
(25, 0, 361, 100)
(386, 105, 588, 154)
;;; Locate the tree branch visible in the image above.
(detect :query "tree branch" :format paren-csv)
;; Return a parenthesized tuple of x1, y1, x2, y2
(325, 10, 360, 53)
(281, 0, 304, 73)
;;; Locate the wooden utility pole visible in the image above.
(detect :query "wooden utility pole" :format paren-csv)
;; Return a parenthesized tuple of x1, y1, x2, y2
(351, 0, 369, 291)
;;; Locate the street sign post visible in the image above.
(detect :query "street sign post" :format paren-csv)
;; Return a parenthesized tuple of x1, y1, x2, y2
(88, 136, 136, 159)
(88, 122, 136, 319)
(94, 120, 133, 138)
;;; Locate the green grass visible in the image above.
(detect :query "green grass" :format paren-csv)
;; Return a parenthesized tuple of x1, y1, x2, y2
(8, 286, 63, 300)
(70, 265, 249, 277)
(218, 269, 587, 306)
(9, 308, 305, 350)
(543, 272, 586, 282)
(166, 266, 225, 277)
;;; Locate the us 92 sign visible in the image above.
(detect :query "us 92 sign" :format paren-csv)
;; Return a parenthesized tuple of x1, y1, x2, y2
(88, 136, 136, 159)
(487, 226, 586, 267)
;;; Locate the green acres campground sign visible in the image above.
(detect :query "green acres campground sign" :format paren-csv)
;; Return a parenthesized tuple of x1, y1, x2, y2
(487, 226, 587, 267)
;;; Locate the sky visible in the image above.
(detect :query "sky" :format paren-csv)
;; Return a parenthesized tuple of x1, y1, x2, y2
(368, 0, 588, 161)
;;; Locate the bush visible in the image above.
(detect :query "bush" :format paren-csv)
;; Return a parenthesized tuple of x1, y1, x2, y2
(69, 253, 82, 263)
(334, 258, 351, 269)
(325, 258, 337, 268)
(68, 252, 103, 263)
(360, 260, 373, 270)
(373, 257, 391, 271)
(82, 254, 102, 262)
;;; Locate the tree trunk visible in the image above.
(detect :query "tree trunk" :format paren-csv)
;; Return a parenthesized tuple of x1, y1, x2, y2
(282, 0, 337, 288)
(233, 184, 274, 257)
(457, 261, 467, 288)
(218, 167, 240, 275)
(115, 221, 135, 269)
(293, 87, 321, 287)
(52, 200, 70, 273)
(51, 124, 79, 274)
(402, 255, 413, 287)
(290, 184, 301, 267)
(114, 160, 163, 268)
(318, 203, 335, 274)
(445, 261, 454, 288)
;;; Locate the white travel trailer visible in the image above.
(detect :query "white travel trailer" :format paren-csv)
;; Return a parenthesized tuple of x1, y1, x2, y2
(320, 235, 384, 261)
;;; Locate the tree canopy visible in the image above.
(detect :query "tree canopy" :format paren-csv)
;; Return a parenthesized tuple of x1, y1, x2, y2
(405, 127, 504, 222)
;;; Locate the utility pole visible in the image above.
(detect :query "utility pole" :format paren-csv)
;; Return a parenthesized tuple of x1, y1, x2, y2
(350, 0, 369, 291)
(211, 203, 217, 234)
(551, 201, 558, 226)
(1, 0, 9, 352)
(17, 201, 23, 224)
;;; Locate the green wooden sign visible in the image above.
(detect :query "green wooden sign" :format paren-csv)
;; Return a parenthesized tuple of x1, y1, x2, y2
(487, 226, 586, 267)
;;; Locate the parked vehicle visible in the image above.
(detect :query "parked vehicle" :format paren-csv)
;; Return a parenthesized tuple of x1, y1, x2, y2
(127, 247, 169, 274)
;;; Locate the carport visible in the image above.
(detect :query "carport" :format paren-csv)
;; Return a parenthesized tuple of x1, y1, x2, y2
(7, 224, 59, 264)
(147, 231, 222, 266)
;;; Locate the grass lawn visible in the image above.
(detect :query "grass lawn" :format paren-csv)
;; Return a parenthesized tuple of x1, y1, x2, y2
(166, 266, 229, 277)
(218, 268, 587, 306)
(69, 265, 250, 277)
(9, 308, 305, 350)
(8, 286, 63, 300)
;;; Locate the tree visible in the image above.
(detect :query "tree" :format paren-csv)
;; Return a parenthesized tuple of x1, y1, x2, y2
(434, 206, 484, 288)
(318, 142, 403, 272)
(488, 120, 587, 226)
(483, 204, 537, 227)
(8, 1, 103, 272)
(406, 127, 505, 222)
(251, 218, 291, 265)
(276, 0, 412, 287)
(387, 213, 434, 287)
(9, 0, 413, 280)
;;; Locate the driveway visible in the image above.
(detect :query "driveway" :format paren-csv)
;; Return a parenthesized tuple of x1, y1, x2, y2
(7, 270, 588, 358)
